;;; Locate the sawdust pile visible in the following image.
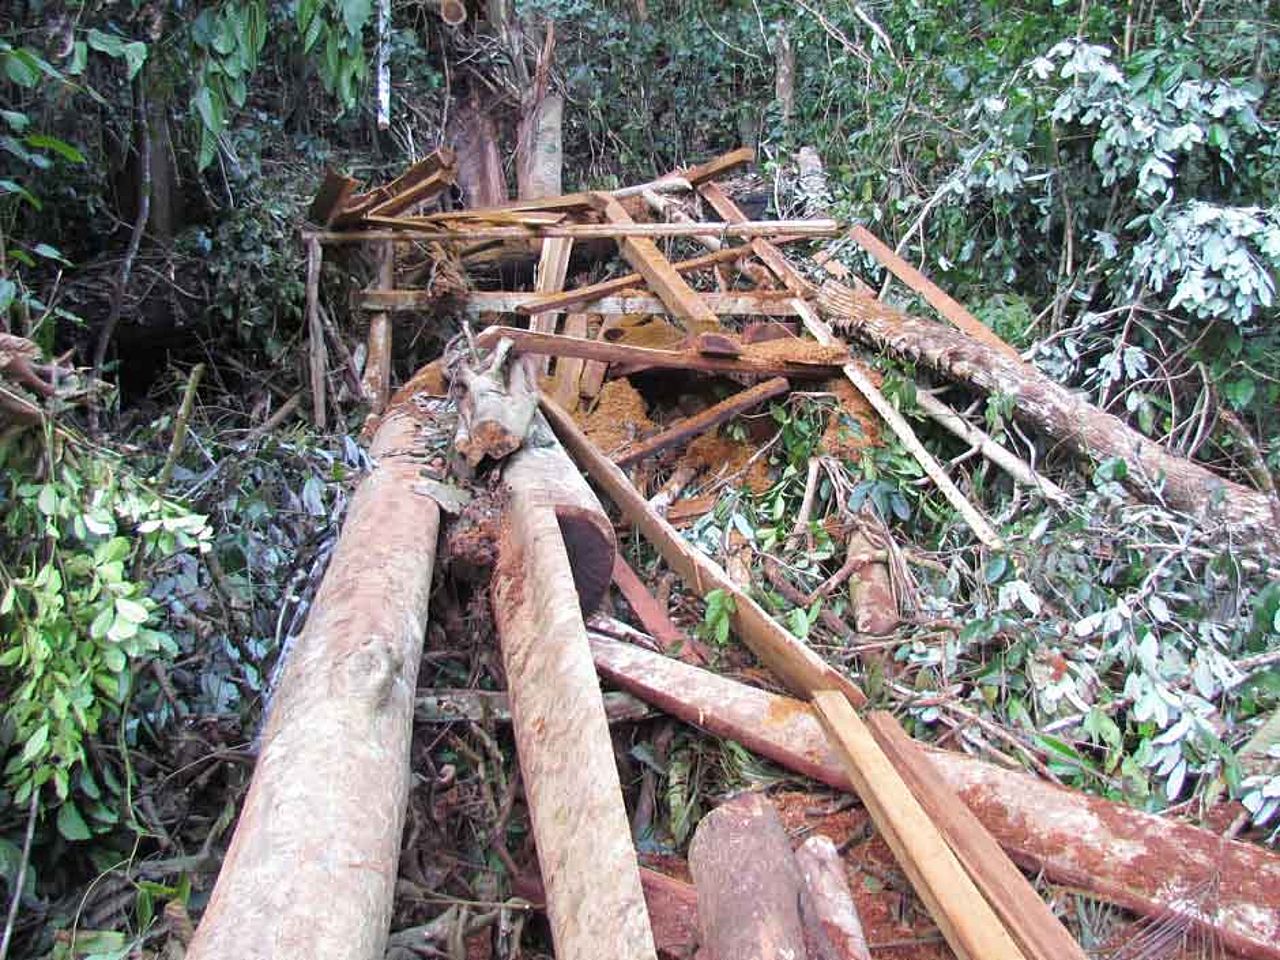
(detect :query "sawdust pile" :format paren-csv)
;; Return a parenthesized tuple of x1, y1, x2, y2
(578, 378, 655, 454)
(821, 377, 882, 458)
(741, 338, 848, 364)
(681, 431, 773, 494)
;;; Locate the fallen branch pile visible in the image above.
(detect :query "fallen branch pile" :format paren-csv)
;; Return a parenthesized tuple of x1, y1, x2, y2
(190, 149, 1280, 960)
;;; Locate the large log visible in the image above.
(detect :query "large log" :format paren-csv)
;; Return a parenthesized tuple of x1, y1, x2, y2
(795, 836, 871, 960)
(588, 637, 1280, 960)
(687, 794, 808, 960)
(491, 411, 656, 960)
(818, 279, 1280, 547)
(187, 399, 443, 960)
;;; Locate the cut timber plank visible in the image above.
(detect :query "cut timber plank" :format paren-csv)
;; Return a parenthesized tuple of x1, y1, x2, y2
(304, 237, 327, 430)
(610, 555, 710, 667)
(587, 639, 1280, 960)
(790, 299, 1004, 550)
(867, 712, 1086, 960)
(492, 413, 656, 960)
(541, 395, 865, 706)
(848, 225, 1022, 361)
(360, 242, 395, 414)
(366, 169, 453, 219)
(590, 193, 720, 334)
(474, 326, 846, 380)
(577, 314, 618, 400)
(307, 170, 361, 225)
(531, 236, 574, 375)
(363, 289, 805, 316)
(613, 377, 791, 468)
(516, 242, 786, 316)
(697, 181, 816, 296)
(318, 219, 838, 242)
(811, 690, 1028, 960)
(551, 313, 590, 410)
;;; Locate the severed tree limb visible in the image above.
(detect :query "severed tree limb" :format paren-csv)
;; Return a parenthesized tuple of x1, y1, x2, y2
(792, 299, 1005, 549)
(305, 237, 327, 429)
(796, 835, 871, 960)
(156, 363, 205, 492)
(453, 337, 539, 466)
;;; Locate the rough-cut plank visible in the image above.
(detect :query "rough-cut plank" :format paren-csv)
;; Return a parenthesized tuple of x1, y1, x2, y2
(366, 170, 453, 219)
(795, 835, 871, 960)
(792, 298, 1004, 549)
(491, 412, 656, 960)
(319, 219, 838, 242)
(812, 690, 1028, 960)
(611, 555, 710, 666)
(867, 711, 1086, 960)
(591, 193, 720, 334)
(688, 793, 808, 960)
(307, 169, 361, 225)
(363, 289, 805, 316)
(639, 870, 701, 960)
(578, 314, 619, 400)
(187, 400, 442, 960)
(516, 243, 779, 316)
(587, 637, 1280, 960)
(818, 279, 1280, 547)
(304, 237, 327, 430)
(474, 326, 846, 380)
(551, 313, 590, 410)
(697, 181, 816, 296)
(542, 396, 865, 706)
(848, 224, 1022, 360)
(613, 377, 791, 468)
(530, 236, 574, 375)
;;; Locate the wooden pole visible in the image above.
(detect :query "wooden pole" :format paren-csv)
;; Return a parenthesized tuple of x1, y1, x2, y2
(307, 219, 839, 243)
(491, 411, 656, 960)
(187, 399, 442, 960)
(361, 241, 395, 413)
(305, 238, 327, 429)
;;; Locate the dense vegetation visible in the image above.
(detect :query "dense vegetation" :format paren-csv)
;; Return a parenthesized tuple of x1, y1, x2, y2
(1, 1, 1277, 955)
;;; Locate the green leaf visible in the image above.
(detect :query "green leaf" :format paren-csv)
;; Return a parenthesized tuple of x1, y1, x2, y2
(21, 723, 49, 762)
(123, 42, 148, 81)
(86, 29, 126, 59)
(192, 85, 225, 136)
(57, 801, 92, 841)
(3, 50, 41, 88)
(25, 134, 85, 164)
(1, 109, 29, 133)
(90, 604, 115, 640)
(341, 0, 374, 36)
(115, 597, 150, 625)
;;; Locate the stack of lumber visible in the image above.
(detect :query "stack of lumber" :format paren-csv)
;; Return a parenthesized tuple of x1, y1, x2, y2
(187, 148, 1280, 960)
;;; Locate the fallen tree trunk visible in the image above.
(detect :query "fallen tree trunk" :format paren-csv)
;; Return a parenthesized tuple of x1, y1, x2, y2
(588, 637, 1280, 960)
(188, 399, 442, 960)
(818, 280, 1280, 548)
(688, 793, 808, 960)
(453, 337, 539, 466)
(492, 411, 656, 960)
(795, 836, 871, 960)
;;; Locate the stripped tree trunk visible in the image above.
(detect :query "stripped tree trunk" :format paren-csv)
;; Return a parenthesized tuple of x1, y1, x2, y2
(688, 793, 808, 960)
(818, 280, 1280, 548)
(492, 411, 656, 960)
(187, 399, 442, 960)
(796, 836, 871, 960)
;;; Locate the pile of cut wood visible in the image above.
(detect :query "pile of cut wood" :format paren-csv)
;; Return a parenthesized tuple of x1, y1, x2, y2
(187, 149, 1280, 960)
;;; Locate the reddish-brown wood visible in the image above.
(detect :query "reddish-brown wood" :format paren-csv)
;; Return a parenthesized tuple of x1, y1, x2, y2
(611, 555, 710, 666)
(795, 835, 871, 960)
(613, 377, 791, 468)
(491, 412, 655, 960)
(587, 637, 1280, 960)
(306, 169, 361, 225)
(688, 794, 808, 960)
(188, 399, 442, 960)
(360, 242, 395, 413)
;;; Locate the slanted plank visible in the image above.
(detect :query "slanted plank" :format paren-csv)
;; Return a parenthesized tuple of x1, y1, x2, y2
(531, 236, 574, 374)
(551, 313, 590, 410)
(697, 181, 816, 296)
(307, 170, 362, 226)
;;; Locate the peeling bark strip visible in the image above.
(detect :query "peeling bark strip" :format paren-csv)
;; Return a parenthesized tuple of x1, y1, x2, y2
(188, 403, 442, 960)
(688, 794, 808, 960)
(588, 638, 1280, 960)
(492, 412, 656, 960)
(818, 280, 1280, 547)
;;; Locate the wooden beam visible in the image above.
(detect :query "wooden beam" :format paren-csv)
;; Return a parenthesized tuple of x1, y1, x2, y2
(867, 712, 1086, 960)
(541, 395, 865, 705)
(310, 219, 839, 243)
(790, 299, 1004, 549)
(307, 170, 361, 226)
(473, 326, 846, 380)
(366, 169, 454, 219)
(551, 313, 590, 410)
(847, 225, 1022, 360)
(360, 241, 395, 414)
(531, 236, 574, 375)
(304, 237, 327, 430)
(613, 377, 791, 468)
(362, 289, 806, 316)
(492, 412, 656, 960)
(697, 181, 816, 296)
(610, 555, 710, 667)
(516, 243, 786, 317)
(811, 691, 1028, 960)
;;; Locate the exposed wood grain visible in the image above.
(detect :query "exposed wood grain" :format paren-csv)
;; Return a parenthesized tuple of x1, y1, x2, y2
(796, 835, 871, 960)
(697, 181, 816, 296)
(362, 289, 806, 316)
(531, 236, 574, 375)
(306, 170, 361, 225)
(610, 555, 710, 666)
(552, 313, 590, 410)
(311, 219, 838, 243)
(360, 242, 396, 414)
(304, 238, 327, 430)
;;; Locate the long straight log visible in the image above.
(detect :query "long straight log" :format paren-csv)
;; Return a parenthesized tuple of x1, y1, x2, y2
(308, 219, 838, 243)
(187, 400, 442, 960)
(363, 289, 806, 316)
(475, 326, 844, 380)
(818, 279, 1280, 547)
(688, 794, 808, 960)
(492, 411, 656, 960)
(614, 377, 791, 468)
(587, 637, 1280, 960)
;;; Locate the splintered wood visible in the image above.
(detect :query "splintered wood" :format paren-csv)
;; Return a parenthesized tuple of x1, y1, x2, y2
(280, 145, 1280, 960)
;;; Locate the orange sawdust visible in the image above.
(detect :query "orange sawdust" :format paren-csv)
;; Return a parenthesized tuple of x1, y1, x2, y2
(821, 377, 883, 458)
(577, 378, 655, 455)
(601, 313, 686, 349)
(681, 430, 773, 494)
(740, 337, 849, 365)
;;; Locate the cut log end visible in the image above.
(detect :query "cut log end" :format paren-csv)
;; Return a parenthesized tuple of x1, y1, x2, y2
(555, 505, 616, 616)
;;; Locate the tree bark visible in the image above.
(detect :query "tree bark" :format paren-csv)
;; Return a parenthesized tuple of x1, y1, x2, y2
(795, 836, 871, 960)
(818, 279, 1280, 548)
(688, 794, 808, 960)
(453, 337, 539, 466)
(491, 411, 656, 960)
(187, 399, 442, 960)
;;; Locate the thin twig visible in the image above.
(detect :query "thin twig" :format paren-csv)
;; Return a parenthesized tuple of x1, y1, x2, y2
(0, 789, 39, 960)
